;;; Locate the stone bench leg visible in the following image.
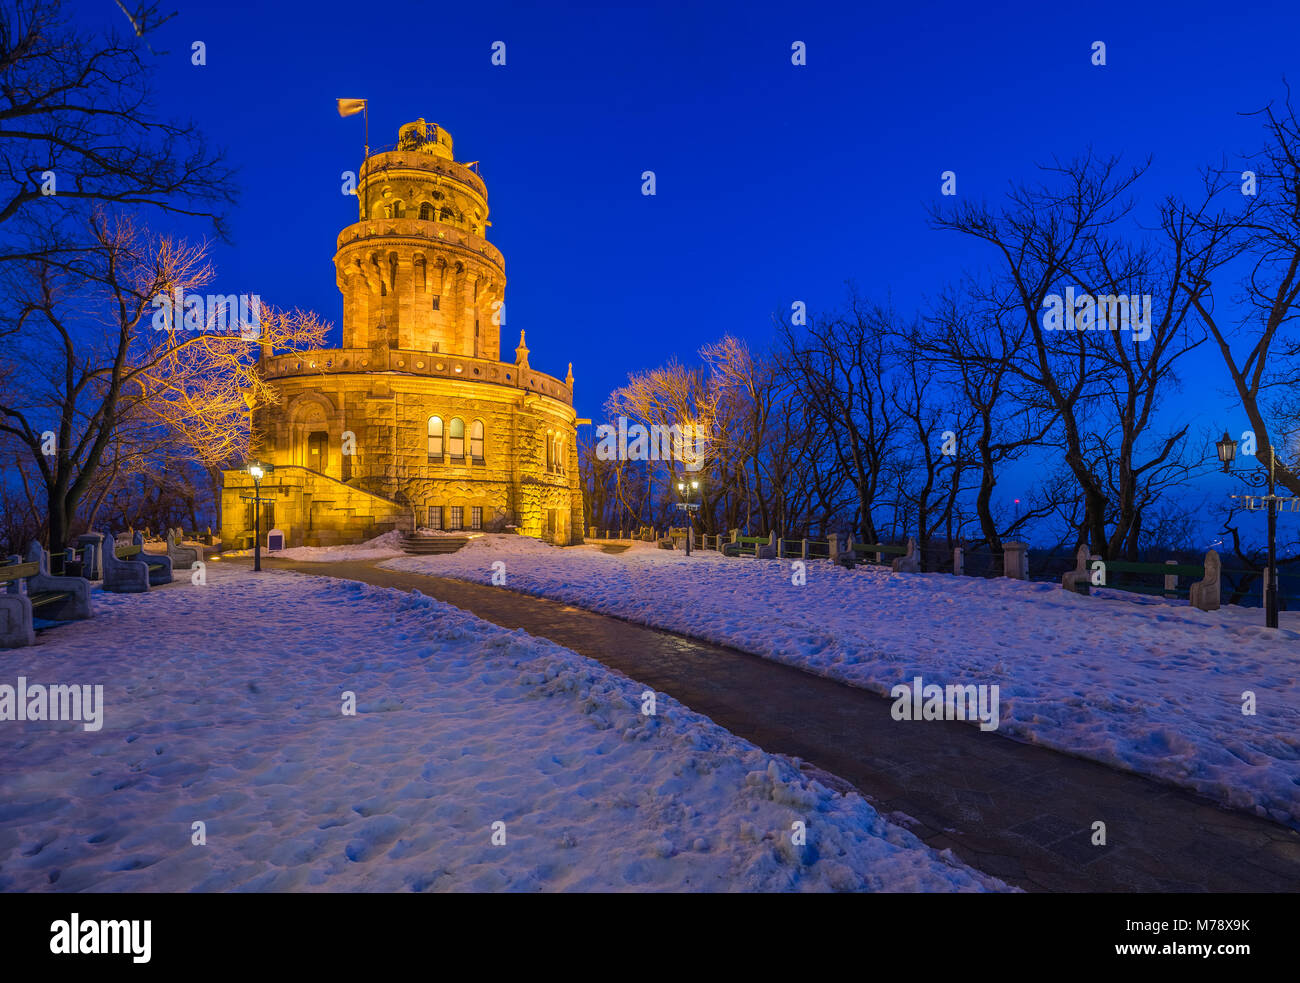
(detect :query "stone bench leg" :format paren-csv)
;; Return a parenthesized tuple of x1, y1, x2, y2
(101, 530, 150, 593)
(23, 542, 92, 620)
(1061, 544, 1091, 595)
(1190, 550, 1220, 612)
(0, 593, 35, 647)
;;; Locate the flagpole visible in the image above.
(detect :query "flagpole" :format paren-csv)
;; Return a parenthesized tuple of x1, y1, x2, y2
(337, 98, 370, 221)
(361, 101, 369, 222)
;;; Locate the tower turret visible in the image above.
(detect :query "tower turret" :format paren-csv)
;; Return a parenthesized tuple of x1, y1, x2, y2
(334, 119, 503, 359)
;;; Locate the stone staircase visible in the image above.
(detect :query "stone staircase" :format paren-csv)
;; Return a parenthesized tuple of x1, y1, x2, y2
(399, 535, 469, 555)
(221, 465, 412, 549)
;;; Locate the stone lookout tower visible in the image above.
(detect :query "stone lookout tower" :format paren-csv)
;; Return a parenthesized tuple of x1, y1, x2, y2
(222, 119, 582, 547)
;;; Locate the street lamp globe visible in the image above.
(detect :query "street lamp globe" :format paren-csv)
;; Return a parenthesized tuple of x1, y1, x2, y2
(1216, 432, 1236, 472)
(249, 464, 264, 481)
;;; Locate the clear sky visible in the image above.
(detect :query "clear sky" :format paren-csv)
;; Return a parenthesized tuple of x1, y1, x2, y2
(70, 0, 1300, 548)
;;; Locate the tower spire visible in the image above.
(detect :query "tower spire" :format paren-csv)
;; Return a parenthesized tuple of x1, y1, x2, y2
(514, 330, 530, 371)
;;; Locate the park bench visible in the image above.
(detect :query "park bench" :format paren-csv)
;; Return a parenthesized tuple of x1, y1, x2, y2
(130, 530, 174, 584)
(166, 528, 202, 568)
(1061, 545, 1220, 611)
(0, 542, 94, 647)
(849, 542, 908, 568)
(101, 529, 172, 591)
(725, 535, 776, 559)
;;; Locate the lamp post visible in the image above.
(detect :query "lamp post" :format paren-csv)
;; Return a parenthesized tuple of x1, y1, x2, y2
(1217, 430, 1296, 628)
(242, 461, 275, 572)
(675, 478, 701, 556)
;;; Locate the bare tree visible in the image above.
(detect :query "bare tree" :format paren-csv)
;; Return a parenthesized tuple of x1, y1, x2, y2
(1185, 87, 1300, 496)
(0, 213, 215, 546)
(931, 152, 1234, 558)
(0, 0, 235, 259)
(781, 295, 900, 543)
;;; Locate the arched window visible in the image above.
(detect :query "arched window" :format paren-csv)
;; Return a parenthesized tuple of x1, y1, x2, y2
(427, 416, 444, 457)
(439, 206, 455, 223)
(555, 435, 564, 474)
(392, 201, 405, 219)
(545, 430, 554, 471)
(470, 419, 484, 461)
(448, 417, 465, 458)
(419, 202, 434, 221)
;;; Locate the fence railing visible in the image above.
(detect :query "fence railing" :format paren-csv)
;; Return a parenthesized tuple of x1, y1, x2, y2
(584, 528, 1252, 613)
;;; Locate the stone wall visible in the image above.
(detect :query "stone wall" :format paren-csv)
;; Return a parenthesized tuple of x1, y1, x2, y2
(247, 369, 580, 545)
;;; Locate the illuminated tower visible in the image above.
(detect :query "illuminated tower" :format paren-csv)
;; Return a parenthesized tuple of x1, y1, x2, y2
(224, 118, 583, 549)
(335, 118, 503, 359)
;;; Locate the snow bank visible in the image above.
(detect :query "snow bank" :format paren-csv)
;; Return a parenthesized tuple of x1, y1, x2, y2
(0, 564, 1007, 892)
(380, 543, 1300, 828)
(272, 529, 407, 562)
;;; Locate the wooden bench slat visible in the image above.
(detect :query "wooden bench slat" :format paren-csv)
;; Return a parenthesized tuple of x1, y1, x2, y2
(0, 562, 41, 582)
(30, 591, 72, 608)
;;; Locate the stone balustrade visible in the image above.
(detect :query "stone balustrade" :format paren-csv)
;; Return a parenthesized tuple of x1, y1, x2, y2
(335, 218, 504, 272)
(258, 347, 573, 406)
(360, 151, 488, 199)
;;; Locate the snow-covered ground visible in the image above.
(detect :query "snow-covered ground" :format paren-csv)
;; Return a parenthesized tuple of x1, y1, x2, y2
(381, 537, 1300, 828)
(229, 528, 484, 563)
(0, 563, 1006, 892)
(226, 529, 408, 563)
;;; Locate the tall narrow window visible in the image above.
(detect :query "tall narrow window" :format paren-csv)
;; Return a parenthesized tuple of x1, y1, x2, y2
(419, 202, 434, 221)
(448, 506, 463, 531)
(470, 420, 484, 462)
(545, 431, 554, 472)
(427, 416, 444, 457)
(448, 417, 465, 459)
(471, 506, 482, 530)
(427, 506, 442, 530)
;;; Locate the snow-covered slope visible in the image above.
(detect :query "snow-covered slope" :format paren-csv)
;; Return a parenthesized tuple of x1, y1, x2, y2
(0, 564, 1006, 892)
(382, 537, 1300, 828)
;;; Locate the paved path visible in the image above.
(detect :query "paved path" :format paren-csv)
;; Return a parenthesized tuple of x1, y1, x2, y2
(250, 557, 1300, 892)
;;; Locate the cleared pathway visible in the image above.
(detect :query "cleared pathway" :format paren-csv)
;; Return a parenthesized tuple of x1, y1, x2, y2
(252, 556, 1300, 892)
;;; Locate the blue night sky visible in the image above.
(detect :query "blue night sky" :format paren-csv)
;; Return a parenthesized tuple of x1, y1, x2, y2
(71, 0, 1300, 545)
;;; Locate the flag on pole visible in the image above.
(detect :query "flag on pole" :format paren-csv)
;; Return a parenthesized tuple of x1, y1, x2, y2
(337, 98, 366, 118)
